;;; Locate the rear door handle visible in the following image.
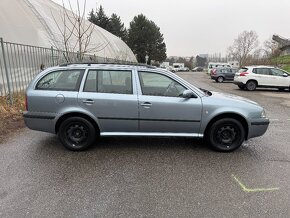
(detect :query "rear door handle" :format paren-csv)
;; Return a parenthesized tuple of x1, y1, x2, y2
(83, 99, 94, 105)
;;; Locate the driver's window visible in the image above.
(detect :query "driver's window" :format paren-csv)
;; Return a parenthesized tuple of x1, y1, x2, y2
(139, 72, 186, 97)
(271, 69, 284, 77)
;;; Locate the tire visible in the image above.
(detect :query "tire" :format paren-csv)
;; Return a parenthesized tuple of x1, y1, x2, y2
(216, 76, 224, 83)
(278, 88, 285, 91)
(206, 118, 245, 152)
(246, 80, 257, 91)
(58, 117, 97, 151)
(238, 84, 246, 90)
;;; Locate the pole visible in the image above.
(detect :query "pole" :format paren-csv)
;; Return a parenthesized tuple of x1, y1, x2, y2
(0, 38, 13, 105)
(51, 46, 55, 66)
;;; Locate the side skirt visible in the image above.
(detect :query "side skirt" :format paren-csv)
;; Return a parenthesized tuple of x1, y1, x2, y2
(100, 132, 204, 137)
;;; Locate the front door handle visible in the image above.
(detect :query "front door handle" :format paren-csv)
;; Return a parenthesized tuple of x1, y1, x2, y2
(141, 102, 152, 108)
(83, 99, 94, 105)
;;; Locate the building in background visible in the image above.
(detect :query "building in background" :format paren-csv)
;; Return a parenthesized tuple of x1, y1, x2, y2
(0, 0, 136, 62)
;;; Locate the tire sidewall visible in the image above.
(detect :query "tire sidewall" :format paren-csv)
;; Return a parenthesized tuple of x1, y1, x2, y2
(217, 76, 224, 83)
(207, 118, 245, 152)
(246, 81, 256, 91)
(58, 117, 96, 151)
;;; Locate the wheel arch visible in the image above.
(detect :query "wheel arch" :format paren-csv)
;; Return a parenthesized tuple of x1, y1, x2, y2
(246, 79, 258, 86)
(204, 113, 249, 140)
(55, 112, 100, 134)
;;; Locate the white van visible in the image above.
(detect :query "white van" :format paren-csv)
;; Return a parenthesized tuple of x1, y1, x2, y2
(208, 62, 232, 74)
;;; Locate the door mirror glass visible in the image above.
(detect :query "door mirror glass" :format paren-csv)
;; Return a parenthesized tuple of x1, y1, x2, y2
(182, 90, 196, 98)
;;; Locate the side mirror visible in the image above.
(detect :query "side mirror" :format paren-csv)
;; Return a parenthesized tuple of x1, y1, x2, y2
(283, 73, 289, 77)
(182, 90, 196, 98)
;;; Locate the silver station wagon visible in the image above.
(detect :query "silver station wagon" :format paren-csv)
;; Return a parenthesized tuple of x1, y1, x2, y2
(24, 63, 269, 152)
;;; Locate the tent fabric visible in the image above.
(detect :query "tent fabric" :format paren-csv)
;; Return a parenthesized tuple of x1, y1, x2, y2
(0, 0, 137, 62)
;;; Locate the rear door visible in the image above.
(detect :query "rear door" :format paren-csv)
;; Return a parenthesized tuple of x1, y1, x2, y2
(224, 68, 234, 80)
(253, 68, 272, 86)
(78, 69, 138, 133)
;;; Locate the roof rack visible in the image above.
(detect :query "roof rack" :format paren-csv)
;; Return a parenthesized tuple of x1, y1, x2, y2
(58, 62, 156, 69)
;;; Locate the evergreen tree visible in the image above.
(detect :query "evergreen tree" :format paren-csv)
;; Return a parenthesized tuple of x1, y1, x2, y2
(127, 14, 167, 63)
(88, 5, 110, 30)
(109, 13, 128, 42)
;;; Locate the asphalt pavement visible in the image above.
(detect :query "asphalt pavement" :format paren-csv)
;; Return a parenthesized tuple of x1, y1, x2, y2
(1, 71, 290, 217)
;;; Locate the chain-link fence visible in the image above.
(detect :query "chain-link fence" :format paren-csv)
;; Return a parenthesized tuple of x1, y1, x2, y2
(0, 38, 132, 104)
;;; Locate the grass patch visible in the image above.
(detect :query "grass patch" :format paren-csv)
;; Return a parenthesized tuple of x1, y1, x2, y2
(0, 94, 26, 142)
(271, 55, 290, 65)
(282, 65, 290, 73)
(0, 94, 25, 119)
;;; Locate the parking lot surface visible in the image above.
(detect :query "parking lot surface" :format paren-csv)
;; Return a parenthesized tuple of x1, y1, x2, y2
(1, 71, 290, 217)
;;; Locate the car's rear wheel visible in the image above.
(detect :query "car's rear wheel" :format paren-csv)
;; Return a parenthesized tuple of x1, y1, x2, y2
(58, 117, 97, 151)
(238, 84, 246, 90)
(207, 118, 245, 152)
(246, 80, 257, 91)
(216, 76, 224, 83)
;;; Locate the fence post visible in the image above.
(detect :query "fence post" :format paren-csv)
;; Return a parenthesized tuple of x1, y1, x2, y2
(51, 46, 55, 66)
(0, 38, 13, 105)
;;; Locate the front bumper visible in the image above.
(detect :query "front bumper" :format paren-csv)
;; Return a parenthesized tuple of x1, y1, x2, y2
(248, 118, 270, 139)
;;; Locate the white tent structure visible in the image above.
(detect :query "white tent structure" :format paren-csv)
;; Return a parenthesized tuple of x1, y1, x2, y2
(0, 0, 137, 62)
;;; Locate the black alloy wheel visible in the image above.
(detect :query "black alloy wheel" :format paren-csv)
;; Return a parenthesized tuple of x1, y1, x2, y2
(207, 118, 245, 152)
(58, 117, 97, 151)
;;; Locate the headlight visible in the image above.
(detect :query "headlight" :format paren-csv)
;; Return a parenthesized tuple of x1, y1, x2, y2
(261, 110, 267, 118)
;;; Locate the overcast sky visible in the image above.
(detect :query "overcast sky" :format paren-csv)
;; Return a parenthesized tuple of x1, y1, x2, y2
(52, 0, 290, 57)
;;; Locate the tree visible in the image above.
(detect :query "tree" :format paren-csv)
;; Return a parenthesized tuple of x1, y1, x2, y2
(51, 0, 106, 62)
(108, 13, 128, 42)
(127, 14, 166, 63)
(227, 30, 259, 67)
(264, 38, 280, 58)
(88, 5, 110, 30)
(196, 55, 207, 67)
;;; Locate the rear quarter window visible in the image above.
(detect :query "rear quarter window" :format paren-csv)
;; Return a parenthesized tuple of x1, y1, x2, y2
(36, 69, 84, 91)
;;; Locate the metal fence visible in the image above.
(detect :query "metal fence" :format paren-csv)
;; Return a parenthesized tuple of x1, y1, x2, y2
(0, 37, 130, 104)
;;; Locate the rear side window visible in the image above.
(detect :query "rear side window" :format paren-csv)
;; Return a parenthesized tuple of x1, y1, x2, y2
(255, 68, 270, 75)
(36, 69, 84, 91)
(84, 70, 132, 94)
(238, 68, 248, 73)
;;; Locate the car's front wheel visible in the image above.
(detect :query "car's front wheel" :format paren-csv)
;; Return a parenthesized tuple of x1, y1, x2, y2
(206, 118, 245, 152)
(58, 117, 97, 151)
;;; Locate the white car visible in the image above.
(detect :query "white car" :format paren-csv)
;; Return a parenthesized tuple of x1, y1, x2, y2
(233, 66, 290, 91)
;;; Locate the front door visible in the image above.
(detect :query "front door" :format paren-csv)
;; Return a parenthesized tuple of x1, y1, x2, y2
(78, 69, 138, 133)
(137, 71, 202, 134)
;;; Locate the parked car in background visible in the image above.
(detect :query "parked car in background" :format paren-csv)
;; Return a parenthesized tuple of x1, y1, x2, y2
(207, 62, 232, 74)
(24, 63, 269, 152)
(180, 67, 189, 71)
(192, 67, 204, 72)
(210, 67, 238, 83)
(234, 66, 290, 91)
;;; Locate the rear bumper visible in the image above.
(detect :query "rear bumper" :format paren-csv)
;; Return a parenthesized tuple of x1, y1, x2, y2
(23, 111, 57, 134)
(248, 118, 270, 139)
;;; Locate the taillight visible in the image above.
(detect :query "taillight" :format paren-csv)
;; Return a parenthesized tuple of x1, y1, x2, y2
(211, 69, 217, 75)
(25, 95, 28, 111)
(239, 72, 249, 76)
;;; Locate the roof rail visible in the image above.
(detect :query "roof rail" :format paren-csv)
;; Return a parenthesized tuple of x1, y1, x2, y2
(58, 62, 156, 69)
